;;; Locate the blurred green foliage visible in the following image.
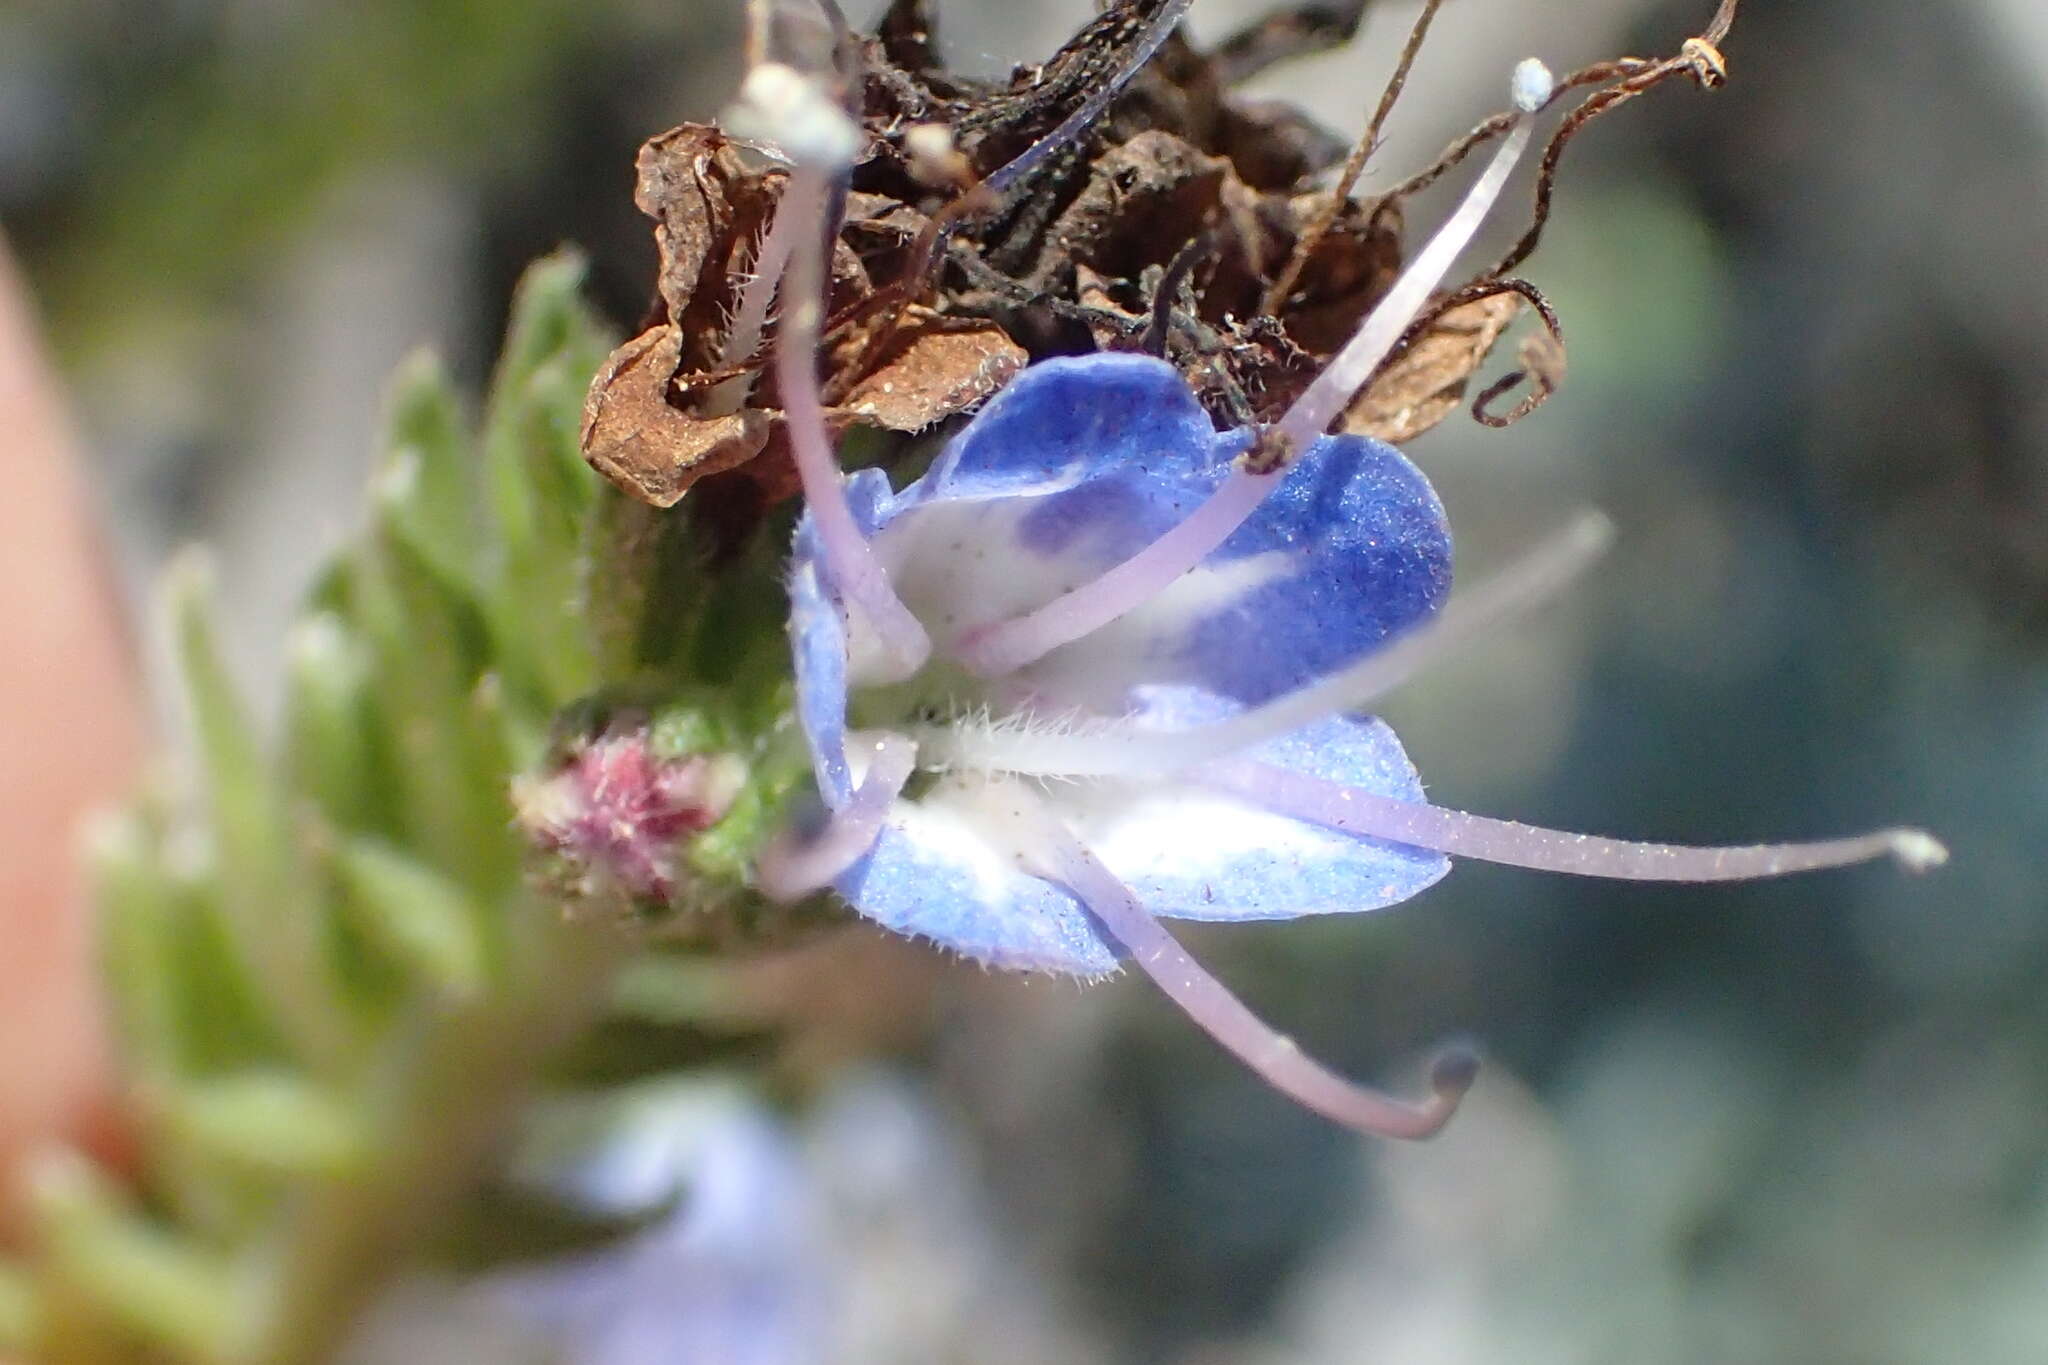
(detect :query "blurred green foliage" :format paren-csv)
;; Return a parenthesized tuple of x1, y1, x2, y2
(1, 255, 808, 1365)
(19, 0, 634, 355)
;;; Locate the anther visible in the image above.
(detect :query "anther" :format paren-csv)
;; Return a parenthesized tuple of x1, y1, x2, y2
(723, 61, 864, 169)
(1511, 57, 1556, 113)
(1679, 37, 1729, 88)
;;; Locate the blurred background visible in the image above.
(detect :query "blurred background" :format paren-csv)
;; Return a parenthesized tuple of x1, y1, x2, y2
(5, 0, 2048, 1360)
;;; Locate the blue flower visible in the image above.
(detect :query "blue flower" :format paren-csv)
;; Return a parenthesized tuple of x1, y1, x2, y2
(784, 353, 1453, 975)
(734, 57, 1941, 1140)
(486, 1091, 828, 1365)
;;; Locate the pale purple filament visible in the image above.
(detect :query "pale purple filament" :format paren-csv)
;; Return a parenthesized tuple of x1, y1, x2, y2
(922, 513, 1612, 779)
(775, 166, 932, 679)
(1270, 117, 1534, 453)
(1014, 783, 1473, 1140)
(756, 732, 919, 901)
(956, 114, 1538, 681)
(1202, 760, 1951, 879)
(958, 472, 1277, 679)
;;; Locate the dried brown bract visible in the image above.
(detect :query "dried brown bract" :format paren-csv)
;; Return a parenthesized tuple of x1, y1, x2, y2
(581, 325, 770, 509)
(583, 0, 1741, 509)
(581, 118, 1024, 508)
(1346, 291, 1524, 445)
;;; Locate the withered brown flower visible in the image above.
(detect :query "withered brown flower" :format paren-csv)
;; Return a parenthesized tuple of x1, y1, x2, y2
(583, 0, 1742, 511)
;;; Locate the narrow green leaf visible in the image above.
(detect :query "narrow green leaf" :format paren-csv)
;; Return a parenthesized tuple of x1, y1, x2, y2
(482, 251, 595, 568)
(163, 1074, 367, 1179)
(162, 857, 292, 1075)
(476, 251, 615, 707)
(166, 554, 344, 1068)
(86, 809, 185, 1080)
(332, 836, 491, 998)
(29, 1154, 242, 1365)
(340, 531, 515, 895)
(376, 349, 476, 587)
(282, 615, 388, 837)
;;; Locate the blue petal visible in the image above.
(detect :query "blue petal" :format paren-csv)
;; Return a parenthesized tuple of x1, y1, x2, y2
(831, 690, 1447, 976)
(1076, 686, 1450, 921)
(911, 353, 1225, 507)
(1175, 430, 1451, 703)
(787, 559, 852, 807)
(876, 356, 1450, 710)
(833, 781, 1124, 977)
(788, 467, 898, 809)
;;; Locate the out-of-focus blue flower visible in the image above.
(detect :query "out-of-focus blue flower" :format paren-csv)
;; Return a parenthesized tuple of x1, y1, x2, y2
(488, 1093, 828, 1365)
(474, 1075, 1103, 1365)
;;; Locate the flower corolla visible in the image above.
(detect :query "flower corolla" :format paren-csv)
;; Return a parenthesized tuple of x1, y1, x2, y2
(783, 352, 1454, 976)
(740, 51, 1943, 1140)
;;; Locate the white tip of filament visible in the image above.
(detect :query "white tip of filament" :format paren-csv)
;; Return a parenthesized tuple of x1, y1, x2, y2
(1563, 507, 1618, 561)
(724, 62, 863, 168)
(1511, 58, 1555, 113)
(1888, 830, 1950, 873)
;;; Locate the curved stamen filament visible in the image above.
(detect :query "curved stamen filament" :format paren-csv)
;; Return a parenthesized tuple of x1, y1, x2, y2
(756, 731, 919, 900)
(1272, 76, 1541, 453)
(775, 164, 933, 680)
(924, 513, 1611, 779)
(1006, 781, 1474, 1140)
(1201, 760, 1950, 879)
(955, 68, 1547, 682)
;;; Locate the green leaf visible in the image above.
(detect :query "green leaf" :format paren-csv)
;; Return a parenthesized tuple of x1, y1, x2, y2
(167, 555, 346, 1069)
(481, 251, 598, 569)
(334, 533, 516, 895)
(375, 350, 478, 588)
(478, 250, 615, 707)
(163, 1074, 368, 1179)
(87, 809, 185, 1081)
(29, 1155, 242, 1365)
(282, 615, 390, 838)
(331, 837, 492, 999)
